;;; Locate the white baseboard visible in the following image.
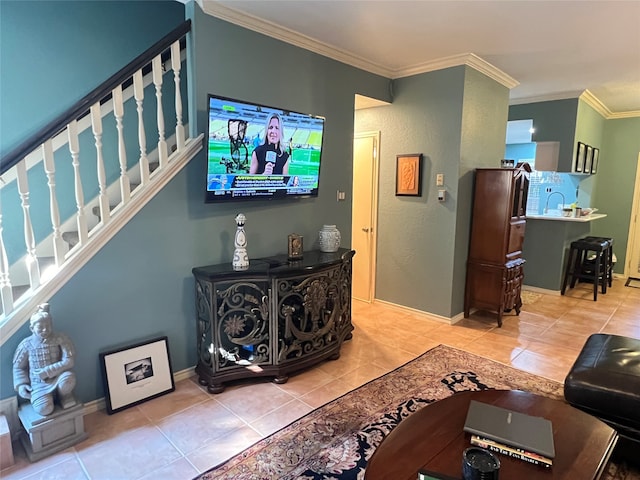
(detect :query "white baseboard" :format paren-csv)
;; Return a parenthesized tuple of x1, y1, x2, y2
(522, 285, 560, 295)
(371, 298, 456, 325)
(82, 366, 196, 415)
(0, 367, 196, 440)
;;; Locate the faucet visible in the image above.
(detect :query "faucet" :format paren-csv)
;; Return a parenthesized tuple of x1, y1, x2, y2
(544, 191, 565, 214)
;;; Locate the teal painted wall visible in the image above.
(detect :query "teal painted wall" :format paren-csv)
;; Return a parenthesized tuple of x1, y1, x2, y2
(576, 99, 606, 149)
(0, 0, 185, 159)
(1, 70, 184, 265)
(514, 98, 639, 288)
(0, 2, 390, 403)
(593, 116, 640, 271)
(509, 99, 579, 172)
(354, 66, 509, 317)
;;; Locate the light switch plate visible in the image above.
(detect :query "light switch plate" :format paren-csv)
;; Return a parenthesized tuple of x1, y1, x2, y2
(436, 174, 444, 186)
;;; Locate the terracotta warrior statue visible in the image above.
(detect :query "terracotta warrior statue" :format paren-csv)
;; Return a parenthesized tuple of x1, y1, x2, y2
(13, 303, 77, 416)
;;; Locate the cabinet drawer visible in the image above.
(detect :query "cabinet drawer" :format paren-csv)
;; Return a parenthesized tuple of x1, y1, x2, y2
(507, 220, 526, 259)
(503, 260, 524, 310)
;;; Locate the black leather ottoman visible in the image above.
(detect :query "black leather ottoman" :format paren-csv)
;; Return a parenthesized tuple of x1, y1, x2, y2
(564, 333, 640, 440)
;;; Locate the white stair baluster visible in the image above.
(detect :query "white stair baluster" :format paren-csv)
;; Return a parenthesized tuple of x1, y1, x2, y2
(171, 40, 185, 150)
(112, 85, 131, 203)
(42, 140, 65, 265)
(91, 103, 111, 224)
(0, 211, 14, 315)
(68, 120, 88, 246)
(16, 161, 41, 289)
(152, 56, 168, 168)
(133, 70, 150, 185)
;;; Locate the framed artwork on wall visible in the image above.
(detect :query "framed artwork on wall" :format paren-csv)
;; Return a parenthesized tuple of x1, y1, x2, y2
(591, 148, 599, 174)
(584, 145, 594, 174)
(100, 336, 175, 414)
(395, 153, 423, 196)
(575, 142, 586, 173)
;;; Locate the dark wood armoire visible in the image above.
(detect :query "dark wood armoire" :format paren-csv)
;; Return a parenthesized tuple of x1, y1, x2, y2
(464, 163, 531, 326)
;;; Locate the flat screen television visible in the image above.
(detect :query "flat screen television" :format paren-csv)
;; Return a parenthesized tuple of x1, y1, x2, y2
(205, 94, 325, 203)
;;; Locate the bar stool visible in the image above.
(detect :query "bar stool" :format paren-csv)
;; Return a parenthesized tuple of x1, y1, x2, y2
(581, 236, 615, 289)
(561, 237, 611, 301)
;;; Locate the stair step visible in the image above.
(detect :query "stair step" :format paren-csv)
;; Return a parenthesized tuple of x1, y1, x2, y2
(62, 231, 79, 248)
(0, 257, 54, 316)
(0, 284, 29, 316)
(92, 204, 117, 221)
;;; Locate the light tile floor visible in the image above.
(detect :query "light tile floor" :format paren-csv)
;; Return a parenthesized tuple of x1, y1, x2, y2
(2, 278, 639, 479)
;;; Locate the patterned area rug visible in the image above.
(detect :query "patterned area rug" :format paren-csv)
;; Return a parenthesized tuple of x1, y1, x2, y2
(195, 345, 639, 480)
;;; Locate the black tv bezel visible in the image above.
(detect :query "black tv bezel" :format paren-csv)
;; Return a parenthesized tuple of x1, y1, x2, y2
(204, 93, 325, 204)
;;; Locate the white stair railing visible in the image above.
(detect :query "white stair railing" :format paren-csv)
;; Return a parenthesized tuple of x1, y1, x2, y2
(0, 21, 202, 343)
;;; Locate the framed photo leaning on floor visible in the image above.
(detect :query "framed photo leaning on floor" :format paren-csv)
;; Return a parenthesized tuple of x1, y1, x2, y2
(100, 336, 175, 414)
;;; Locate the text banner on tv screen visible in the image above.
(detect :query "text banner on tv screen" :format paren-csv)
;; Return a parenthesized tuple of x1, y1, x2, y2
(205, 95, 325, 203)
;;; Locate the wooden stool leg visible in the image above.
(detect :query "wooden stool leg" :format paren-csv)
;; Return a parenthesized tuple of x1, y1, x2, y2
(601, 251, 608, 295)
(593, 253, 600, 301)
(570, 249, 584, 289)
(562, 247, 576, 295)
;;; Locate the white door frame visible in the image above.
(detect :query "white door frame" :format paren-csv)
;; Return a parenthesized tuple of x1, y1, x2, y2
(624, 153, 640, 278)
(352, 131, 380, 302)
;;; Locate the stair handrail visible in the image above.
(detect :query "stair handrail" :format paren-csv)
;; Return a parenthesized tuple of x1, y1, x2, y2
(0, 19, 192, 175)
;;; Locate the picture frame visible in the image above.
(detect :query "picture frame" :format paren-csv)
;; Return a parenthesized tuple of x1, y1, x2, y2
(591, 147, 599, 174)
(395, 153, 423, 196)
(574, 142, 586, 173)
(584, 145, 593, 174)
(100, 336, 175, 414)
(287, 233, 303, 260)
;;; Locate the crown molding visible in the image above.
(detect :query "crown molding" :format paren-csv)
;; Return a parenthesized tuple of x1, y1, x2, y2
(607, 110, 640, 119)
(199, 1, 517, 89)
(199, 0, 393, 77)
(199, 1, 638, 116)
(465, 53, 519, 89)
(390, 53, 519, 90)
(510, 89, 640, 119)
(580, 89, 611, 118)
(509, 90, 585, 106)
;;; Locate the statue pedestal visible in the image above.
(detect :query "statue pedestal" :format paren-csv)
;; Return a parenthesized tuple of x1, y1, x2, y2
(18, 402, 87, 462)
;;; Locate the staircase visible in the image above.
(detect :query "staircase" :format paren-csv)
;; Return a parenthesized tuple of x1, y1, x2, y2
(0, 21, 202, 343)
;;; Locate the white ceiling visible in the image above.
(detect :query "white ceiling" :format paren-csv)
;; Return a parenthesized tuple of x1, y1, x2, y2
(200, 0, 640, 117)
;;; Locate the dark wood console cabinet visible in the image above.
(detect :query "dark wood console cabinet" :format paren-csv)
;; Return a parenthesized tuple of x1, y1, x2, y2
(464, 163, 530, 326)
(193, 248, 355, 393)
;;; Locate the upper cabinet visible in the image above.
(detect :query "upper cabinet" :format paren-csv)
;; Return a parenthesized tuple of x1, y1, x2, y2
(508, 98, 604, 173)
(534, 141, 560, 171)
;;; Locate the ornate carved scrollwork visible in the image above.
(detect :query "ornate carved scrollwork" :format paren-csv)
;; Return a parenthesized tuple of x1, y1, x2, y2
(195, 279, 213, 368)
(215, 281, 270, 369)
(193, 249, 355, 393)
(277, 261, 352, 361)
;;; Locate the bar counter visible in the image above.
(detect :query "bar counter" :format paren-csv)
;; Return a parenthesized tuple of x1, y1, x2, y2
(522, 213, 607, 291)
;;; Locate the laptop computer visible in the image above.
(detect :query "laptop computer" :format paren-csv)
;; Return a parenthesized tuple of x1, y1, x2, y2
(463, 400, 556, 459)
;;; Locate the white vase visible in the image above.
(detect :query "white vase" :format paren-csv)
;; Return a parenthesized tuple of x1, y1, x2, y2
(319, 225, 341, 253)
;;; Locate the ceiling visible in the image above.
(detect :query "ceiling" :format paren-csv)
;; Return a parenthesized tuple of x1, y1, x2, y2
(200, 0, 640, 117)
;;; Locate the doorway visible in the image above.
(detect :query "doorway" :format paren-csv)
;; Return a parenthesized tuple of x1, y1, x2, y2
(625, 153, 640, 279)
(351, 131, 380, 302)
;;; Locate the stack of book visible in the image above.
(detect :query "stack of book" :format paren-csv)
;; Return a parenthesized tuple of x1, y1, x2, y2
(463, 400, 555, 468)
(469, 434, 553, 467)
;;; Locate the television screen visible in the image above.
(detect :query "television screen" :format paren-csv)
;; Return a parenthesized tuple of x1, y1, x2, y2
(205, 94, 325, 203)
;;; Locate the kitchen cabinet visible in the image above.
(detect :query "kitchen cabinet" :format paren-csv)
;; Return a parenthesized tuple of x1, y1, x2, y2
(534, 141, 560, 171)
(464, 163, 531, 326)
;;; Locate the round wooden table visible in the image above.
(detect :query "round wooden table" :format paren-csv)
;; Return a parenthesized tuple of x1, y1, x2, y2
(365, 390, 617, 480)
